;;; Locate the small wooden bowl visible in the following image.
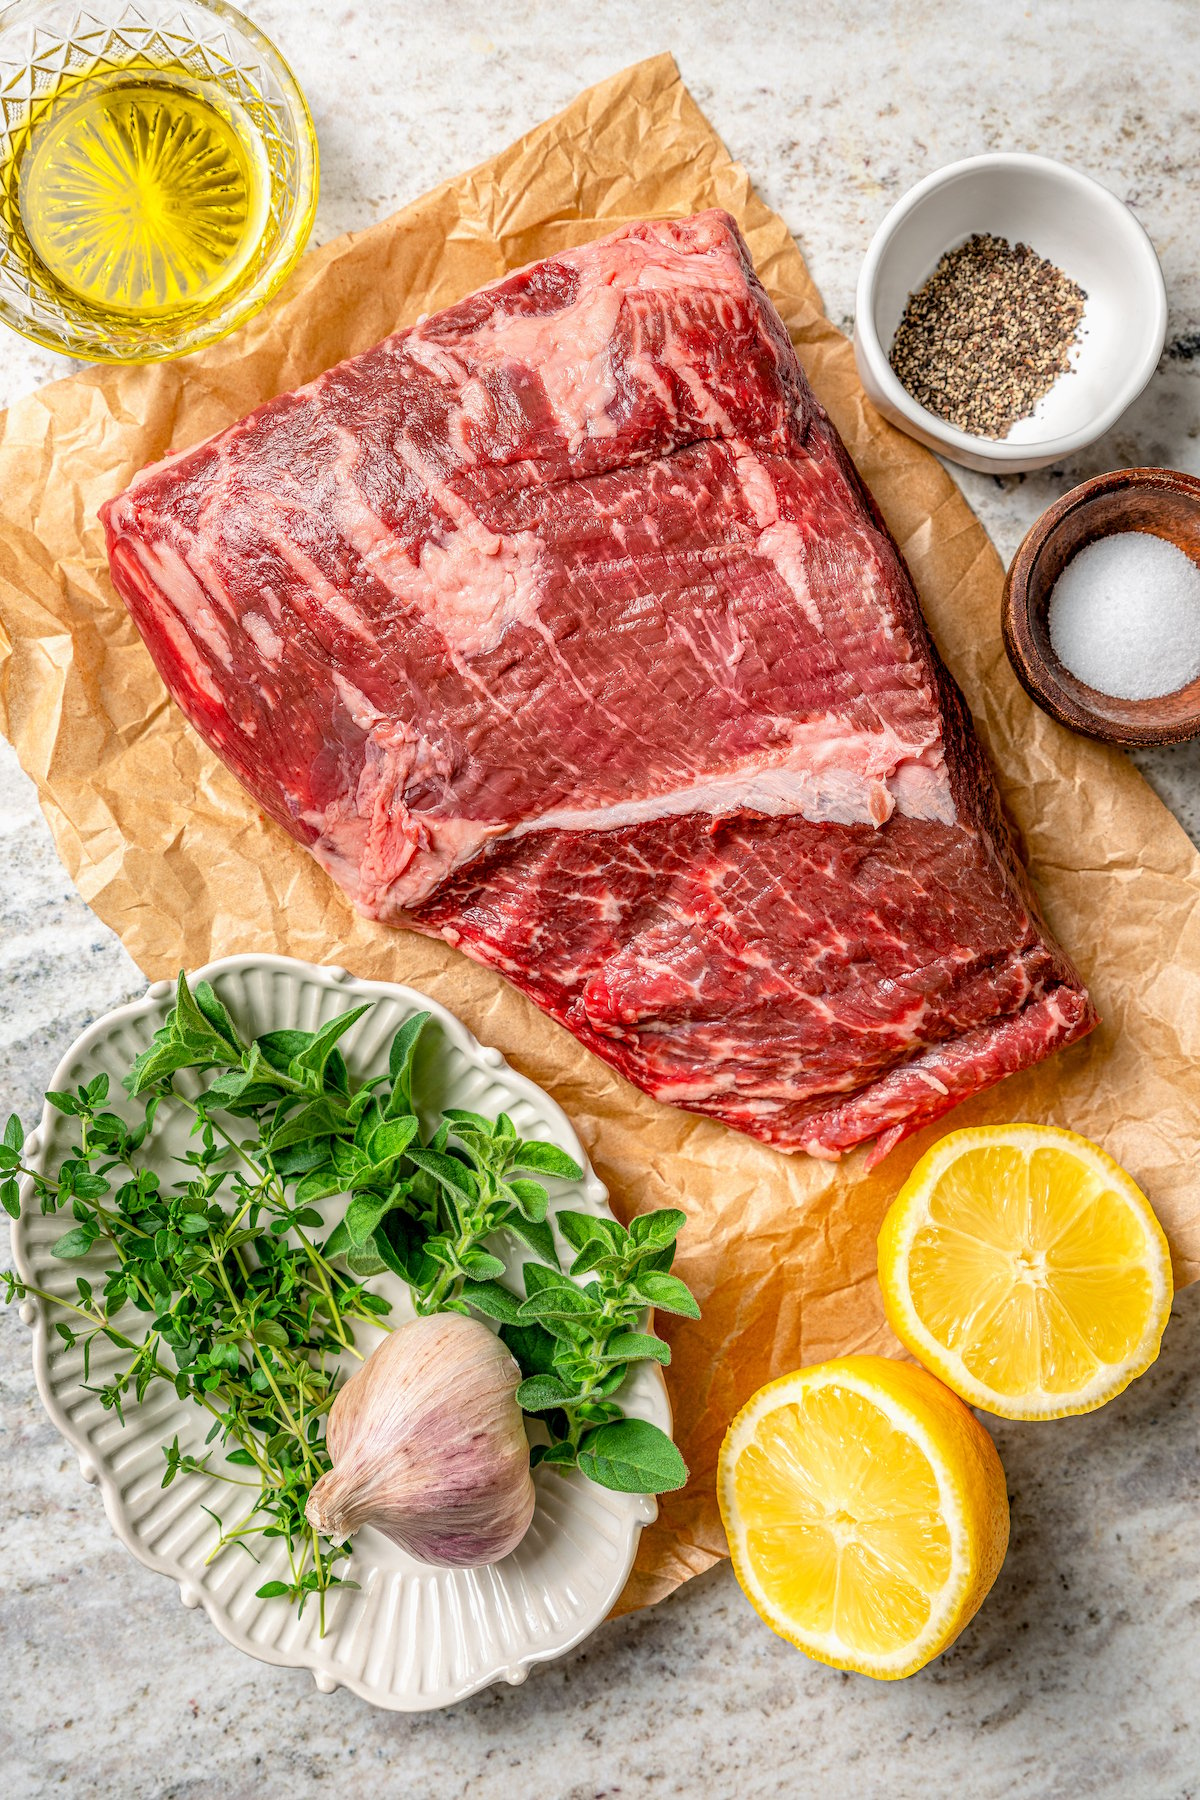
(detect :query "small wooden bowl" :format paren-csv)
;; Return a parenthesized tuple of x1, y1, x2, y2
(1002, 467, 1200, 746)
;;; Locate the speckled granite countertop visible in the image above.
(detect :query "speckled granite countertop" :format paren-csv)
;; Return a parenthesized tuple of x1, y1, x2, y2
(2, 4, 1199, 1797)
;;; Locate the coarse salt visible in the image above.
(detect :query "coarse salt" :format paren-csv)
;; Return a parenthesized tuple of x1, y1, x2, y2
(1047, 530, 1200, 701)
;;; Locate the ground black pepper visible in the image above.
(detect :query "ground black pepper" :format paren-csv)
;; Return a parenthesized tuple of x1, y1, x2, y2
(888, 233, 1086, 439)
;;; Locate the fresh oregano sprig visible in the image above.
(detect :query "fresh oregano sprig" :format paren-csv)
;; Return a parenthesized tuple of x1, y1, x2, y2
(1, 971, 699, 1625)
(490, 1209, 694, 1492)
(316, 1102, 575, 1316)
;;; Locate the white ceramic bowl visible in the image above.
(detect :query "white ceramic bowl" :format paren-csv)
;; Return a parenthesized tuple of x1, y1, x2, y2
(10, 955, 670, 1711)
(853, 153, 1168, 474)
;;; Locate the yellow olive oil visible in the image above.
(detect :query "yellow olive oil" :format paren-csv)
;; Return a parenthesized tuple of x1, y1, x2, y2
(3, 63, 271, 322)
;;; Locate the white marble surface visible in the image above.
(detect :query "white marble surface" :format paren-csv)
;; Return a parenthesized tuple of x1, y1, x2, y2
(2, 3, 1199, 1796)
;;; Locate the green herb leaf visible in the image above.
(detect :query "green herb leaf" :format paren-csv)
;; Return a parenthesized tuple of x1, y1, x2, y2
(265, 1094, 348, 1153)
(629, 1271, 701, 1318)
(330, 1137, 367, 1189)
(51, 1225, 97, 1259)
(510, 1141, 584, 1181)
(574, 1399, 623, 1427)
(373, 1211, 439, 1289)
(295, 1164, 343, 1206)
(345, 1243, 387, 1278)
(534, 1440, 579, 1469)
(254, 1028, 313, 1072)
(504, 1177, 549, 1224)
(556, 1210, 624, 1254)
(576, 1419, 689, 1494)
(169, 969, 221, 1044)
(500, 1318, 559, 1380)
(568, 1239, 623, 1278)
(367, 1115, 418, 1166)
(288, 1006, 371, 1086)
(207, 1072, 287, 1116)
(502, 1210, 560, 1269)
(628, 1209, 687, 1253)
(320, 1215, 350, 1257)
(406, 1146, 479, 1199)
(359, 1223, 409, 1282)
(270, 1143, 328, 1180)
(458, 1248, 506, 1281)
(71, 1172, 111, 1200)
(125, 1039, 203, 1097)
(443, 1107, 494, 1134)
(192, 980, 242, 1051)
(458, 1279, 523, 1324)
(344, 1194, 392, 1247)
(386, 1012, 429, 1116)
(601, 1331, 671, 1365)
(517, 1284, 599, 1321)
(522, 1260, 577, 1297)
(640, 1243, 677, 1275)
(516, 1374, 578, 1411)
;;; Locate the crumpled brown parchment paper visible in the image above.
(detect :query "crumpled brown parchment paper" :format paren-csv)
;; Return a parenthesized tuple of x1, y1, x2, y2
(0, 54, 1198, 1615)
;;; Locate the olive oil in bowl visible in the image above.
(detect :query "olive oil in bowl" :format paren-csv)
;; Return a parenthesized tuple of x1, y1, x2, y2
(0, 0, 318, 362)
(7, 64, 271, 323)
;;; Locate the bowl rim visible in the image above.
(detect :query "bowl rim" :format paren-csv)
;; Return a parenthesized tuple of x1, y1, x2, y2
(1001, 465, 1200, 747)
(0, 0, 319, 364)
(854, 151, 1169, 466)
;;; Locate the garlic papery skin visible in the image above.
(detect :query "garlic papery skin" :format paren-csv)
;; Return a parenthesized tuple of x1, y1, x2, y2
(305, 1312, 536, 1568)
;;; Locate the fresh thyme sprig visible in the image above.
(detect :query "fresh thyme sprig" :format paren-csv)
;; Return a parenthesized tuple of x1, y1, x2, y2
(0, 1039, 387, 1627)
(1, 971, 698, 1623)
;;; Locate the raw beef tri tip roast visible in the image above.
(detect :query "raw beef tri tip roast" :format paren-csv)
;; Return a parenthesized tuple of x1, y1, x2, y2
(101, 210, 1095, 1163)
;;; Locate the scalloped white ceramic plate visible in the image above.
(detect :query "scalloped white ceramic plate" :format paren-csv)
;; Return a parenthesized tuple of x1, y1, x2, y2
(10, 954, 669, 1710)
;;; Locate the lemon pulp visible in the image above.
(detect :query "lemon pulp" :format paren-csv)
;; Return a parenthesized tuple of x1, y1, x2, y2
(15, 72, 268, 319)
(733, 1387, 951, 1657)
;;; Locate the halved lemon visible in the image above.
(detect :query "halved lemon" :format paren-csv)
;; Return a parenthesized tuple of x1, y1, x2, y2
(717, 1355, 1009, 1679)
(878, 1124, 1173, 1420)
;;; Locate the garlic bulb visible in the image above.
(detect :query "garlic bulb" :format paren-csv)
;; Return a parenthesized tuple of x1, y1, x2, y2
(305, 1312, 535, 1567)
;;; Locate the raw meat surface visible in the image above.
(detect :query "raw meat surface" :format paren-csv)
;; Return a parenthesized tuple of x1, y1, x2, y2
(101, 210, 1095, 1161)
